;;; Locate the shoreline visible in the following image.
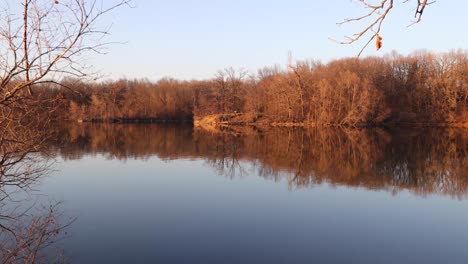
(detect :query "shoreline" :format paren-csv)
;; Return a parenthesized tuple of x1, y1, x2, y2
(73, 115, 468, 128)
(193, 114, 468, 129)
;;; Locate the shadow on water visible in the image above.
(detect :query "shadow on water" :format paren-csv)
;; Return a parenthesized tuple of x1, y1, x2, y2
(49, 123, 468, 198)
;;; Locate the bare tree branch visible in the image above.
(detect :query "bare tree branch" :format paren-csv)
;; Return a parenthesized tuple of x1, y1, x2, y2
(336, 0, 434, 56)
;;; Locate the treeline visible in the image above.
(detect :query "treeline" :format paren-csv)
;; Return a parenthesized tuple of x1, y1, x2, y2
(37, 50, 468, 126)
(58, 78, 195, 122)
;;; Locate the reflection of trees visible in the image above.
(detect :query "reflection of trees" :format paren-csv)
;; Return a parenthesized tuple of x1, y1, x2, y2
(377, 129, 468, 197)
(54, 123, 196, 160)
(197, 131, 247, 179)
(53, 124, 468, 198)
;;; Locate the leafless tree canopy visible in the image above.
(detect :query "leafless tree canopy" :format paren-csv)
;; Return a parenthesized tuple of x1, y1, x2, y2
(338, 0, 434, 56)
(0, 0, 130, 105)
(0, 0, 131, 181)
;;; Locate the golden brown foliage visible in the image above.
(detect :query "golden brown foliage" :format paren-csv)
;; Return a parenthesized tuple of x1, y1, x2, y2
(37, 50, 468, 127)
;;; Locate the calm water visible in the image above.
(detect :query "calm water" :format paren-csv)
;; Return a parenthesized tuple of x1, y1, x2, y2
(23, 125, 468, 263)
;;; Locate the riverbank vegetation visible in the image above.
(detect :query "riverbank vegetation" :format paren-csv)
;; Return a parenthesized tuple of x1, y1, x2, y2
(30, 50, 468, 127)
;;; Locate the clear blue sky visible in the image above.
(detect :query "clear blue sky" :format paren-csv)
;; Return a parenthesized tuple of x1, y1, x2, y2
(92, 0, 467, 80)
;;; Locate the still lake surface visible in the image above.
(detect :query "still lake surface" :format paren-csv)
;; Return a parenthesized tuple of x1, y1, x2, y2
(33, 124, 468, 263)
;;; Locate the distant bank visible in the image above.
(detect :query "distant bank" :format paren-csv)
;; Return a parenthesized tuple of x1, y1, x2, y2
(194, 113, 468, 130)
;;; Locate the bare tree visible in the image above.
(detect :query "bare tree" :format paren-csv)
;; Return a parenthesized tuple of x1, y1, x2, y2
(0, 0, 131, 176)
(337, 0, 434, 56)
(0, 1, 130, 262)
(0, 200, 71, 264)
(0, 0, 131, 103)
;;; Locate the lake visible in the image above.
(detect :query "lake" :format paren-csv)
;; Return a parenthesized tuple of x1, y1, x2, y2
(11, 124, 468, 263)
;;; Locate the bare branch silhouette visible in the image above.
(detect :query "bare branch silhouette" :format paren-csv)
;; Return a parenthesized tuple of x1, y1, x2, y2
(336, 0, 434, 56)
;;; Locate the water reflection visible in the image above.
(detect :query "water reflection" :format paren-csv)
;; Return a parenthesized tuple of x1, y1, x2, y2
(50, 124, 468, 198)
